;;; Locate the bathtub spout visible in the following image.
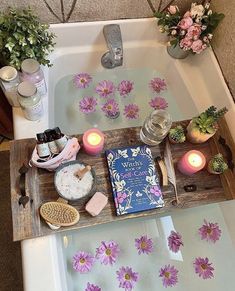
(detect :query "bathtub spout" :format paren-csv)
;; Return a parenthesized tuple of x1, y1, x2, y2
(101, 24, 123, 69)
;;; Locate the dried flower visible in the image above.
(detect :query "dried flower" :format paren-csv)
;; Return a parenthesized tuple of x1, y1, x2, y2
(123, 104, 139, 119)
(72, 251, 95, 273)
(159, 265, 179, 287)
(149, 96, 168, 110)
(95, 80, 115, 98)
(117, 80, 134, 97)
(167, 231, 184, 253)
(149, 78, 167, 93)
(116, 266, 139, 290)
(96, 240, 120, 266)
(193, 257, 214, 279)
(135, 235, 154, 255)
(73, 73, 92, 89)
(79, 96, 97, 114)
(198, 220, 221, 243)
(85, 282, 101, 291)
(101, 98, 120, 118)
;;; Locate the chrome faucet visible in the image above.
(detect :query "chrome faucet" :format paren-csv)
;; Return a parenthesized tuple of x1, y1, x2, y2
(101, 24, 123, 69)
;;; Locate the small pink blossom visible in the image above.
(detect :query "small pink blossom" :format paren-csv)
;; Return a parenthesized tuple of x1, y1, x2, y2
(198, 220, 222, 243)
(72, 251, 95, 274)
(96, 240, 120, 266)
(150, 185, 162, 197)
(191, 39, 205, 54)
(124, 104, 139, 119)
(167, 231, 184, 253)
(79, 96, 97, 114)
(178, 17, 193, 30)
(186, 24, 202, 40)
(135, 235, 154, 255)
(85, 282, 101, 291)
(180, 37, 193, 50)
(117, 80, 134, 97)
(168, 5, 178, 15)
(101, 98, 120, 118)
(117, 192, 127, 204)
(184, 11, 191, 18)
(116, 266, 139, 291)
(159, 265, 178, 287)
(149, 97, 168, 110)
(95, 80, 115, 98)
(149, 78, 167, 93)
(73, 73, 92, 89)
(193, 257, 214, 279)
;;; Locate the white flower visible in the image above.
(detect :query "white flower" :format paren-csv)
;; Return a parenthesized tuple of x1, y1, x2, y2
(207, 33, 213, 39)
(190, 4, 205, 18)
(195, 17, 202, 23)
(180, 30, 186, 36)
(205, 3, 210, 9)
(171, 29, 177, 36)
(203, 36, 209, 42)
(207, 10, 212, 15)
(202, 25, 207, 30)
(202, 44, 208, 50)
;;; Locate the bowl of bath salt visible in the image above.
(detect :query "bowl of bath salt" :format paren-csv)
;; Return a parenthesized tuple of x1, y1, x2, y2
(54, 160, 96, 203)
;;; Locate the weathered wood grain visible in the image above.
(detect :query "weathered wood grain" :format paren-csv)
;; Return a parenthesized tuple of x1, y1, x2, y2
(10, 120, 235, 241)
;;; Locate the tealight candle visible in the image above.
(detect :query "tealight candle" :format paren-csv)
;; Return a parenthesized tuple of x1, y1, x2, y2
(82, 128, 104, 155)
(177, 150, 206, 175)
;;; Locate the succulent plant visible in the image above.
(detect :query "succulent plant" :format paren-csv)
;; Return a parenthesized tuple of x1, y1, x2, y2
(192, 106, 228, 134)
(208, 153, 228, 173)
(168, 125, 186, 143)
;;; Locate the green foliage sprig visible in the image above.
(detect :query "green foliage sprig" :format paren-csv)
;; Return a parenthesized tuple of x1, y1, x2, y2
(0, 7, 56, 69)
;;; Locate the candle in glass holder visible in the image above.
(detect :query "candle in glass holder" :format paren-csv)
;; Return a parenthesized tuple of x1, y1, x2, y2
(177, 150, 206, 175)
(82, 128, 104, 155)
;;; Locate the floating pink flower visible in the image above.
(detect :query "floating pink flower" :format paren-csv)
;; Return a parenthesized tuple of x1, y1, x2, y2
(193, 257, 214, 279)
(149, 185, 162, 197)
(149, 97, 168, 110)
(149, 78, 167, 93)
(101, 98, 120, 118)
(96, 240, 120, 266)
(72, 251, 95, 274)
(124, 104, 139, 119)
(73, 73, 92, 89)
(159, 265, 179, 288)
(168, 231, 184, 253)
(117, 192, 127, 204)
(95, 80, 115, 98)
(135, 235, 153, 255)
(79, 96, 97, 114)
(198, 220, 221, 243)
(116, 266, 139, 291)
(85, 282, 101, 291)
(117, 80, 134, 97)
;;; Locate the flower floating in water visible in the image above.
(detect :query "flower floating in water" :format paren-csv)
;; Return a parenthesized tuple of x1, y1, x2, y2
(193, 257, 214, 279)
(149, 78, 167, 93)
(124, 104, 139, 119)
(95, 80, 115, 98)
(117, 192, 127, 204)
(116, 266, 139, 291)
(73, 73, 92, 89)
(72, 251, 95, 273)
(101, 98, 120, 119)
(117, 80, 134, 97)
(167, 231, 184, 253)
(149, 185, 162, 197)
(85, 282, 101, 291)
(79, 96, 98, 114)
(198, 220, 221, 243)
(135, 235, 154, 255)
(159, 265, 179, 288)
(149, 96, 168, 110)
(96, 240, 120, 266)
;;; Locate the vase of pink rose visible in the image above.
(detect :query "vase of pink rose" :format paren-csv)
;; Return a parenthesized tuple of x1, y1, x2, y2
(155, 2, 224, 59)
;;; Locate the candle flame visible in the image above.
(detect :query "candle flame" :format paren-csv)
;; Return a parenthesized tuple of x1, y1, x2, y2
(188, 153, 203, 167)
(87, 132, 102, 146)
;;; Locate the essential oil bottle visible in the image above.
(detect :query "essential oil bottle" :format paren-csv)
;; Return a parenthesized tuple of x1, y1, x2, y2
(36, 133, 50, 159)
(53, 127, 68, 151)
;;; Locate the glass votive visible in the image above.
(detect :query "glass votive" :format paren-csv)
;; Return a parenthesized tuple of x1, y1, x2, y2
(140, 109, 172, 145)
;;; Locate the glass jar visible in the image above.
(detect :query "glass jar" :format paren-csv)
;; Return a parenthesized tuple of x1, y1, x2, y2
(17, 81, 44, 121)
(0, 66, 20, 107)
(140, 109, 172, 145)
(20, 59, 47, 97)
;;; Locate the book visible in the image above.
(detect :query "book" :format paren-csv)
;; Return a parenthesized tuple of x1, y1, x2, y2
(106, 145, 164, 216)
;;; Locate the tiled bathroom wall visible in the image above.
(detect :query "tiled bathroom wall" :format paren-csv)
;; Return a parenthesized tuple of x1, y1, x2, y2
(0, 0, 234, 99)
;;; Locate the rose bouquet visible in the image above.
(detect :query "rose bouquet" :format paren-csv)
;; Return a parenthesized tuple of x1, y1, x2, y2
(155, 2, 224, 54)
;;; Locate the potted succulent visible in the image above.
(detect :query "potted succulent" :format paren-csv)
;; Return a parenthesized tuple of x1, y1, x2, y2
(207, 153, 228, 174)
(0, 7, 55, 70)
(168, 125, 186, 144)
(187, 106, 228, 143)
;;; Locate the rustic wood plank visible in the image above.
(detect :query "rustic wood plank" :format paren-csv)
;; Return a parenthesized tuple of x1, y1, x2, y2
(10, 121, 235, 241)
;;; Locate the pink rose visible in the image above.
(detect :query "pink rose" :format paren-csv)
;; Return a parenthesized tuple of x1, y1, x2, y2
(186, 24, 202, 40)
(183, 11, 191, 18)
(191, 39, 205, 54)
(178, 17, 193, 30)
(180, 37, 193, 50)
(168, 5, 178, 14)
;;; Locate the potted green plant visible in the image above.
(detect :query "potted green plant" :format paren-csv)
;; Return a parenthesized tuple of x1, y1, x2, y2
(168, 125, 186, 144)
(207, 153, 228, 174)
(0, 7, 55, 70)
(187, 106, 228, 143)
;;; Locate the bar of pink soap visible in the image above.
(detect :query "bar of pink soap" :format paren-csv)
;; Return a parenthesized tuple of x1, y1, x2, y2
(85, 192, 108, 216)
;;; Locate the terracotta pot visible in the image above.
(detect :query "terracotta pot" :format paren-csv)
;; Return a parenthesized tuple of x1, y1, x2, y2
(186, 120, 216, 144)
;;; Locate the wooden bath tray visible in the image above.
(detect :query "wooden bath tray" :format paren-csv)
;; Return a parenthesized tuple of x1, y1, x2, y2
(10, 119, 235, 241)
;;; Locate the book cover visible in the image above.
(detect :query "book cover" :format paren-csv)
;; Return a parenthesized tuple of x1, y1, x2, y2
(106, 145, 164, 216)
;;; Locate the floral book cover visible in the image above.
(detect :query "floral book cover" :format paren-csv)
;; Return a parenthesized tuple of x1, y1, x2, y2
(106, 145, 164, 216)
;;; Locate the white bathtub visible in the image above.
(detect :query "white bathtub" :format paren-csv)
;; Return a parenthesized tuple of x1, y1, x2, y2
(12, 18, 235, 291)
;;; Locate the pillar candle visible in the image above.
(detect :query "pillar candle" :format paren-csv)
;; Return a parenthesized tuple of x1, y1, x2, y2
(82, 128, 104, 155)
(177, 150, 206, 175)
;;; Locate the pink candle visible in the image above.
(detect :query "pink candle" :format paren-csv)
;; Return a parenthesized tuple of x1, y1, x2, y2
(177, 150, 206, 175)
(82, 128, 104, 155)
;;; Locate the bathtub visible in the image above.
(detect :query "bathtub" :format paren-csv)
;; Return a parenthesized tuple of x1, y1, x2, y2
(12, 18, 235, 290)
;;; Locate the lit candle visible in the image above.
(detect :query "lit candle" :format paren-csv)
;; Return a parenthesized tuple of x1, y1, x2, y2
(177, 150, 206, 175)
(82, 128, 104, 155)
